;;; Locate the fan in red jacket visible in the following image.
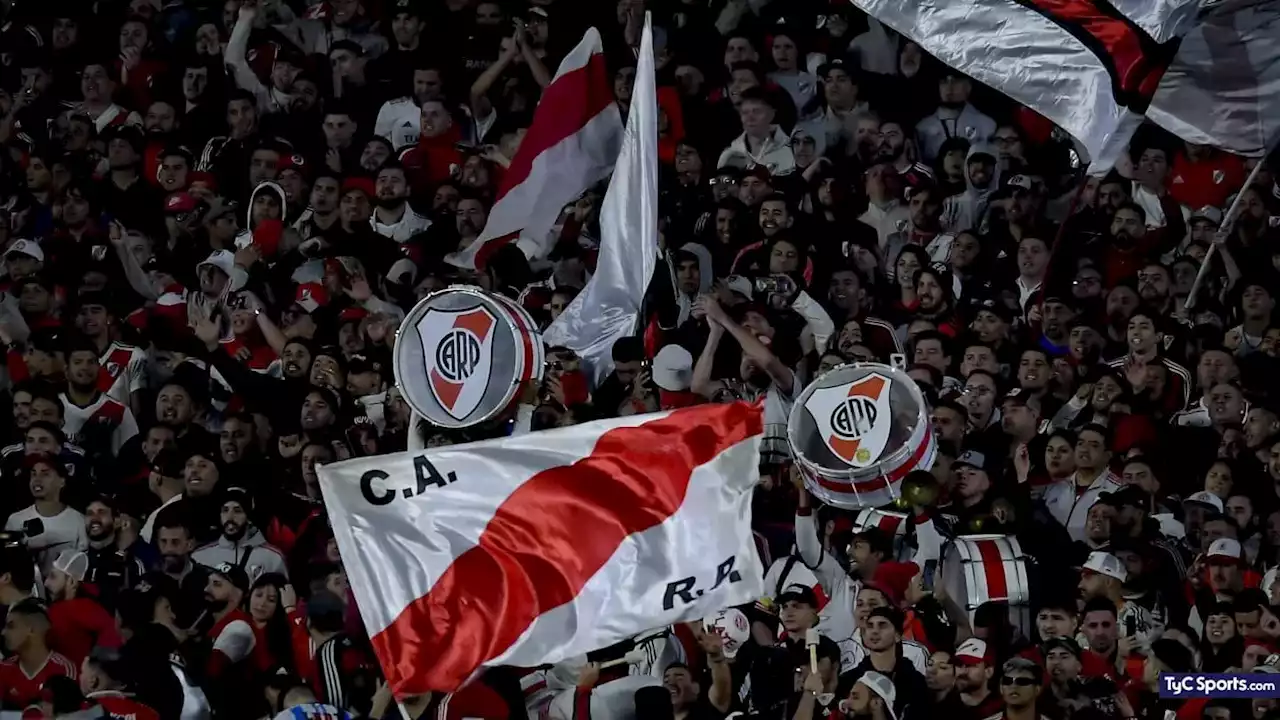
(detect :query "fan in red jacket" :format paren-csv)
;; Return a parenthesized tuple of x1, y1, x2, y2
(398, 99, 464, 195)
(42, 549, 124, 666)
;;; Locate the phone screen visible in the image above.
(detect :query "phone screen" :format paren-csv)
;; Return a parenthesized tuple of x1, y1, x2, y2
(922, 559, 938, 591)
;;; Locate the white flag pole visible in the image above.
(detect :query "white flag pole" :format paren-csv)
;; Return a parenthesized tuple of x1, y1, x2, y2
(1184, 157, 1269, 310)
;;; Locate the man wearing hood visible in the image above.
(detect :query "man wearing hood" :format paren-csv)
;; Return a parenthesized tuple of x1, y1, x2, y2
(235, 179, 303, 260)
(192, 486, 288, 580)
(941, 144, 1001, 235)
(914, 71, 997, 165)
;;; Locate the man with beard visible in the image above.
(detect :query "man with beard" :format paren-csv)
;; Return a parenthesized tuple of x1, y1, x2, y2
(83, 496, 147, 611)
(203, 561, 265, 715)
(843, 672, 898, 720)
(43, 549, 122, 666)
(454, 193, 490, 254)
(1099, 202, 1183, 288)
(941, 144, 1001, 235)
(936, 637, 1001, 720)
(371, 161, 431, 243)
(192, 486, 288, 580)
(154, 517, 210, 627)
(883, 185, 946, 272)
(878, 119, 934, 190)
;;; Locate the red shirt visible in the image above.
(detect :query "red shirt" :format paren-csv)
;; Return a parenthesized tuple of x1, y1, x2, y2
(48, 596, 124, 665)
(0, 652, 76, 709)
(86, 691, 161, 720)
(1169, 151, 1245, 210)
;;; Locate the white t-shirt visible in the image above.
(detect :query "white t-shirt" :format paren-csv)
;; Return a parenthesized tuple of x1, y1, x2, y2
(5, 505, 87, 575)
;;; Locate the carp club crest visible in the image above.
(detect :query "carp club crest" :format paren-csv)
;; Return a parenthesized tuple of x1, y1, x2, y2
(418, 305, 498, 420)
(803, 372, 892, 468)
(394, 287, 544, 429)
(787, 362, 937, 510)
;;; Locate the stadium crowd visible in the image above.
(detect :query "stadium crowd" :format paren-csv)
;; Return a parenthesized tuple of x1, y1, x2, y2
(0, 0, 1276, 718)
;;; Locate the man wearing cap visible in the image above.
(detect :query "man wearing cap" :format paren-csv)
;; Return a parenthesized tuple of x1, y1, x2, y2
(794, 634, 844, 719)
(203, 560, 266, 714)
(193, 486, 288, 580)
(944, 447, 1005, 531)
(43, 549, 122, 666)
(843, 670, 898, 720)
(1079, 551, 1156, 656)
(777, 583, 822, 643)
(0, 420, 88, 499)
(938, 637, 1002, 720)
(3, 239, 44, 281)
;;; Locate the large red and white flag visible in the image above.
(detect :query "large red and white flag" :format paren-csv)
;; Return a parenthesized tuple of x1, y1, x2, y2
(447, 28, 624, 270)
(850, 0, 1203, 171)
(543, 14, 660, 387)
(318, 402, 766, 696)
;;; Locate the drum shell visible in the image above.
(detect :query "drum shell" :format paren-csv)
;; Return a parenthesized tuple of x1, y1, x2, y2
(787, 363, 935, 510)
(851, 508, 914, 562)
(940, 534, 1032, 638)
(394, 286, 544, 430)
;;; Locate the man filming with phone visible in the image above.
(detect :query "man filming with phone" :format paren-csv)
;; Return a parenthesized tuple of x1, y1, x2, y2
(4, 455, 86, 577)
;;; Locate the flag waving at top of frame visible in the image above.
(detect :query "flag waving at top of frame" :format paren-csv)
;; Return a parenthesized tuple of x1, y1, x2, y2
(319, 401, 766, 696)
(850, 0, 1205, 171)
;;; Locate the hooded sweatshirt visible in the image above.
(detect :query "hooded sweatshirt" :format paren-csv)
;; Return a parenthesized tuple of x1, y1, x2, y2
(940, 143, 1002, 236)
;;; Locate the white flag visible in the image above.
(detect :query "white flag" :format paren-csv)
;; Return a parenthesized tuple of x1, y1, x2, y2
(850, 0, 1203, 171)
(542, 14, 660, 386)
(1147, 0, 1280, 157)
(319, 402, 766, 696)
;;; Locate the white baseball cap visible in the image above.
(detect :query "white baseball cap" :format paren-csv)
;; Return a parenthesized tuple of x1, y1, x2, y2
(704, 608, 750, 660)
(1190, 206, 1223, 226)
(652, 344, 693, 392)
(52, 549, 89, 583)
(954, 637, 991, 666)
(1183, 491, 1224, 515)
(856, 671, 898, 720)
(4, 239, 43, 262)
(1083, 551, 1127, 583)
(1207, 537, 1243, 565)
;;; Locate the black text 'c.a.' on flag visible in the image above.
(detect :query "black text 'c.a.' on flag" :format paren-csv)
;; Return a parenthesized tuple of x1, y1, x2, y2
(317, 402, 766, 696)
(849, 0, 1204, 171)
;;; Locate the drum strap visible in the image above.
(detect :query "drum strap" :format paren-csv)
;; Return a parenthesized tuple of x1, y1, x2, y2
(775, 555, 801, 597)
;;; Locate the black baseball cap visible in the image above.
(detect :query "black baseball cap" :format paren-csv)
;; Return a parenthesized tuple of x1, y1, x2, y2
(777, 583, 819, 607)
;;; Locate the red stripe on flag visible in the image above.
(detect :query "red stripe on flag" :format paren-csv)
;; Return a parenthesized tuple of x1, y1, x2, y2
(495, 52, 615, 201)
(975, 541, 1009, 601)
(373, 402, 764, 694)
(1019, 0, 1170, 103)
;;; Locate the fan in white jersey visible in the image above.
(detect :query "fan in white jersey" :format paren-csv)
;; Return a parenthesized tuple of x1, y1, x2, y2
(72, 291, 148, 415)
(61, 339, 140, 457)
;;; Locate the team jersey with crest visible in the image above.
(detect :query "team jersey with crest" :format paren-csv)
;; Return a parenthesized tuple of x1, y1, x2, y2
(98, 341, 148, 407)
(60, 393, 140, 456)
(0, 651, 77, 709)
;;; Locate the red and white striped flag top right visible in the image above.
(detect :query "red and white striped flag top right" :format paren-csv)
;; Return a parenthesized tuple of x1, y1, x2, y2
(318, 402, 766, 697)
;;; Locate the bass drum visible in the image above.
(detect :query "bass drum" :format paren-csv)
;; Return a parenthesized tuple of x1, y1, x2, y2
(394, 286, 544, 430)
(851, 507, 913, 562)
(787, 362, 936, 509)
(940, 535, 1032, 637)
